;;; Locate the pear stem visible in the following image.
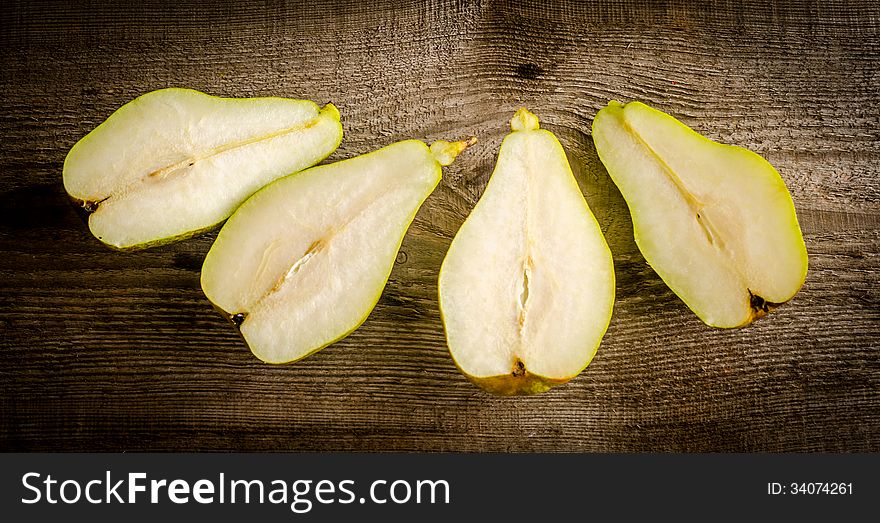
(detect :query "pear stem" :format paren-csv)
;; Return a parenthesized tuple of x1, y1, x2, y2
(320, 103, 340, 120)
(430, 136, 477, 166)
(510, 108, 540, 131)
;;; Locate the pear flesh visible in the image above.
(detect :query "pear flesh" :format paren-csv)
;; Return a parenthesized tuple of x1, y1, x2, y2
(439, 109, 615, 395)
(201, 138, 474, 364)
(592, 101, 808, 327)
(63, 88, 343, 249)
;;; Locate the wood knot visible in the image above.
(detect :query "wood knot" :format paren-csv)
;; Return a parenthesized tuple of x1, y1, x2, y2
(515, 63, 543, 80)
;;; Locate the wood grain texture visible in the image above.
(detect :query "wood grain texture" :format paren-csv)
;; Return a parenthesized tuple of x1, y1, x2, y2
(1, 0, 878, 451)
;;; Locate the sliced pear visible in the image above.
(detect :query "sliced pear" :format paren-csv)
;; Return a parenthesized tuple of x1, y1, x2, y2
(438, 109, 615, 395)
(592, 100, 808, 328)
(201, 138, 475, 364)
(63, 88, 343, 249)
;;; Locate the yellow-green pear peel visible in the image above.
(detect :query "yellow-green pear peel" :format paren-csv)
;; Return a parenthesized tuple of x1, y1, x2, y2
(439, 108, 615, 395)
(63, 88, 343, 250)
(592, 100, 808, 328)
(202, 138, 472, 364)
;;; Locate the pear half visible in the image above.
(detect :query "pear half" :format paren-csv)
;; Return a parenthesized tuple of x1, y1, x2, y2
(201, 138, 475, 364)
(63, 88, 343, 249)
(439, 109, 615, 395)
(592, 101, 808, 328)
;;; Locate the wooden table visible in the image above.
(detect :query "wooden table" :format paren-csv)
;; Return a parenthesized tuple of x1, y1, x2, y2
(1, 0, 877, 451)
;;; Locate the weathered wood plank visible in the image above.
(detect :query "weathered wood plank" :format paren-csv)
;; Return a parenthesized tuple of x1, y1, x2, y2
(1, 0, 878, 451)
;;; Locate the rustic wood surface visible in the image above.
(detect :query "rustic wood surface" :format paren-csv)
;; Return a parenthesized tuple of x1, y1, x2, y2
(1, 0, 878, 452)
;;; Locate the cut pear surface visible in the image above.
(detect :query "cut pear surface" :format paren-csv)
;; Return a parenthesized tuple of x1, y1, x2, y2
(201, 138, 474, 364)
(439, 109, 615, 395)
(63, 88, 343, 249)
(592, 101, 808, 328)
